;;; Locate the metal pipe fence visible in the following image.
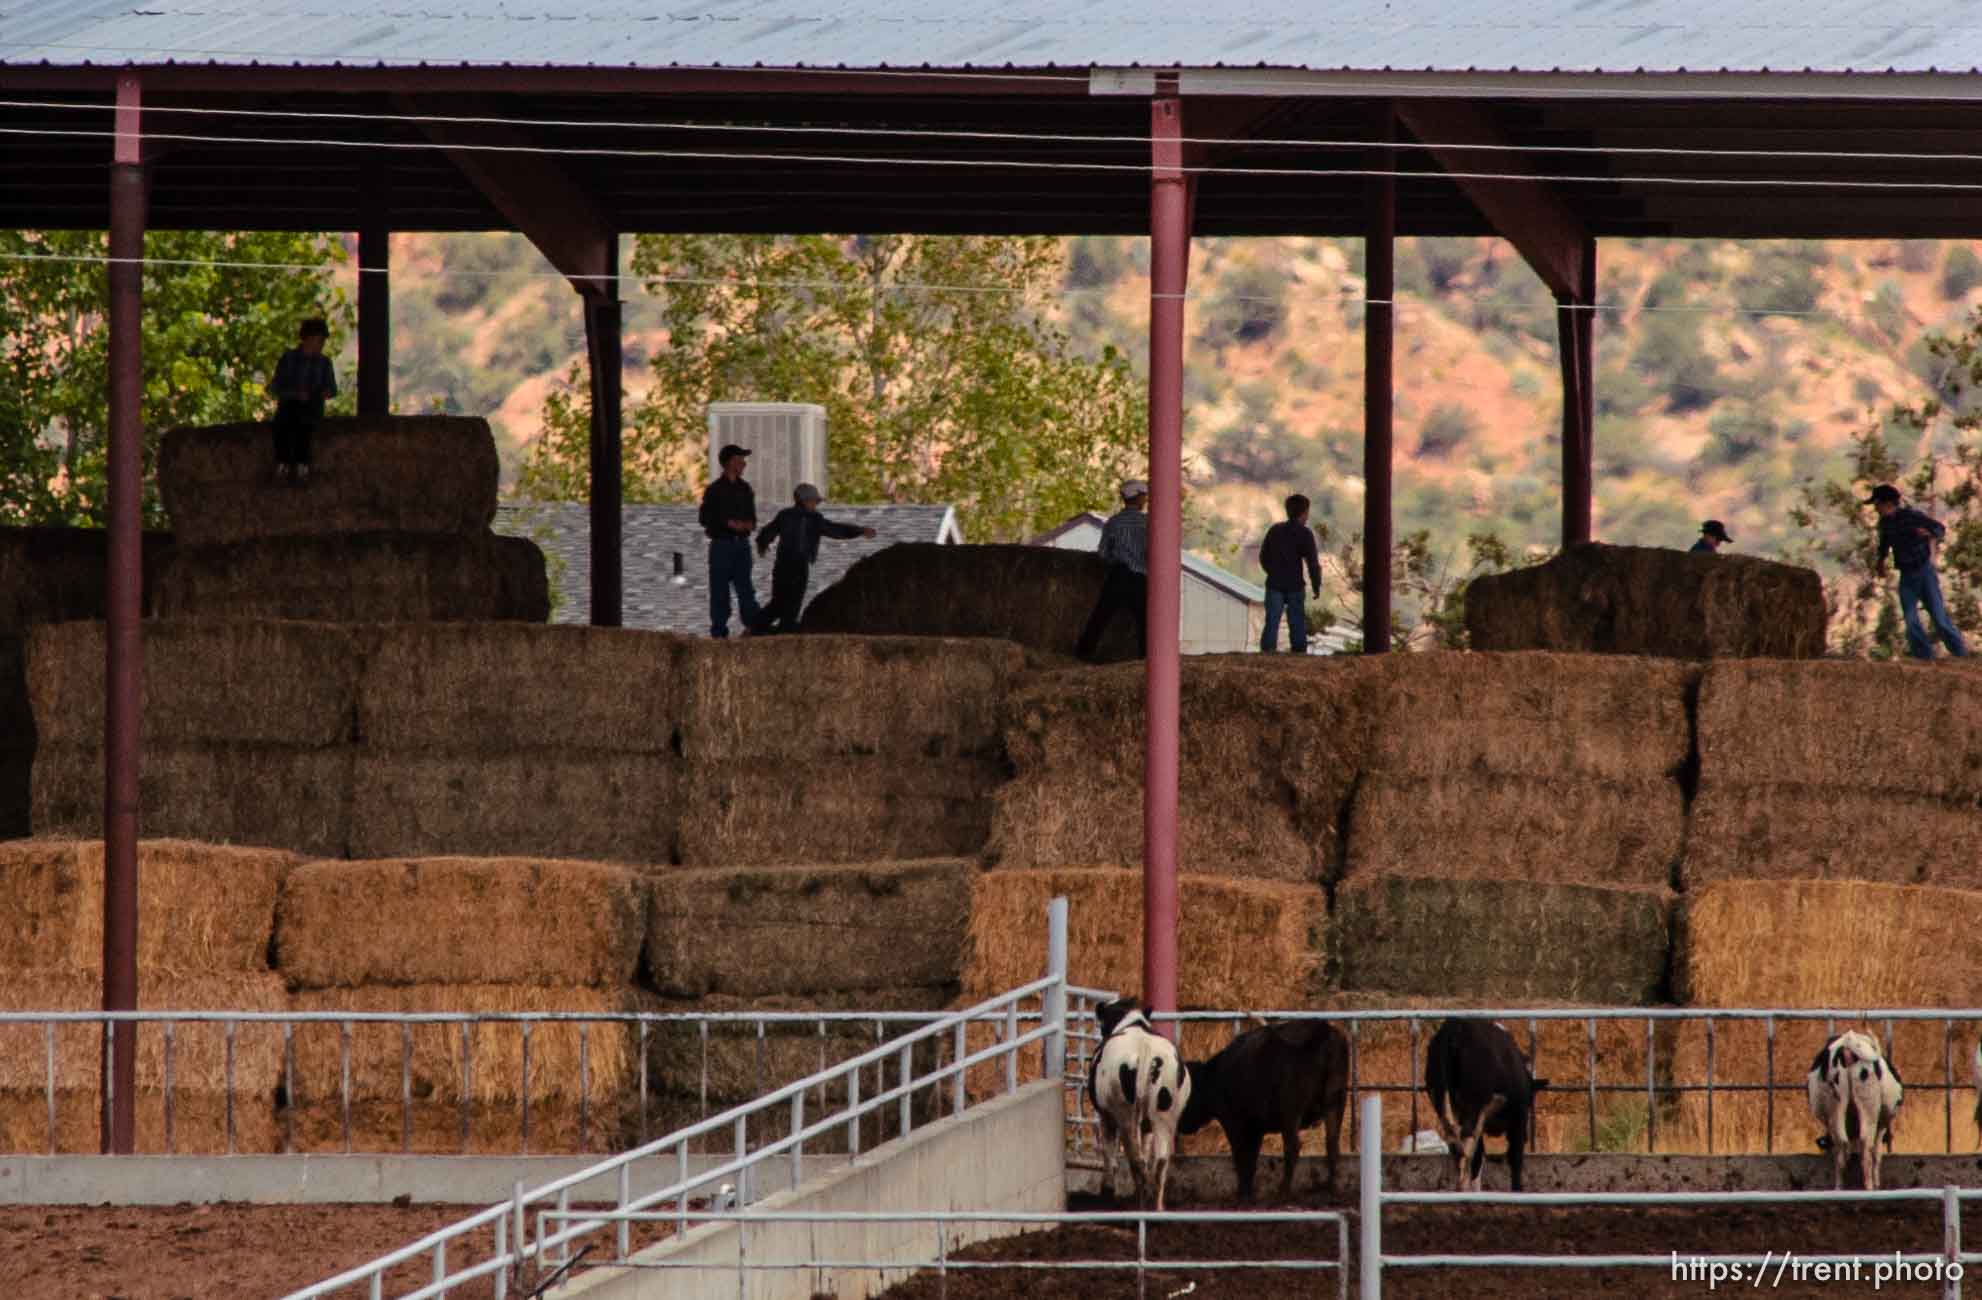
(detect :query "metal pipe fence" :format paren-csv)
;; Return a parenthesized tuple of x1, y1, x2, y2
(537, 1206, 1351, 1300)
(1058, 1002, 1982, 1160)
(278, 897, 1073, 1300)
(1358, 1093, 1980, 1299)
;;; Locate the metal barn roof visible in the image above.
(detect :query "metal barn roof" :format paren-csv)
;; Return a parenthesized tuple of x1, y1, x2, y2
(10, 1, 1982, 76)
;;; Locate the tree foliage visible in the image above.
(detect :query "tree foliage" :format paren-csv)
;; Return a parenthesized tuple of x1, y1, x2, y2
(1788, 307, 1982, 656)
(1306, 525, 1541, 651)
(0, 230, 351, 528)
(518, 234, 1149, 542)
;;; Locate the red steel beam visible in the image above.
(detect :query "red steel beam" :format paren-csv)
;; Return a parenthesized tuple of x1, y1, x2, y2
(357, 155, 391, 416)
(1394, 98, 1591, 302)
(102, 72, 145, 1156)
(1363, 106, 1396, 655)
(1558, 237, 1599, 547)
(1143, 90, 1189, 1035)
(398, 96, 616, 295)
(584, 250, 624, 629)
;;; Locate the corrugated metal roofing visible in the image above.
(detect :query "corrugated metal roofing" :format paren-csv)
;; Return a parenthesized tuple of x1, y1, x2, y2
(10, 1, 1982, 76)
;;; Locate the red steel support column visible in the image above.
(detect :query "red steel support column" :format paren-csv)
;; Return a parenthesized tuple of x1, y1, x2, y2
(1558, 238, 1597, 548)
(1144, 91, 1189, 1032)
(103, 74, 146, 1155)
(584, 236, 623, 628)
(1363, 108, 1396, 654)
(357, 157, 391, 417)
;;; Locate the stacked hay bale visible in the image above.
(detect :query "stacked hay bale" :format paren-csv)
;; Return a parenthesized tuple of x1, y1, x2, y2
(1683, 659, 1982, 890)
(0, 839, 292, 1152)
(645, 861, 971, 1142)
(799, 543, 1141, 662)
(986, 657, 1369, 883)
(28, 620, 365, 857)
(152, 416, 547, 622)
(1343, 652, 1694, 887)
(1464, 543, 1827, 659)
(0, 528, 173, 836)
(675, 636, 1023, 866)
(349, 623, 686, 862)
(275, 856, 655, 1153)
(1670, 879, 1982, 1155)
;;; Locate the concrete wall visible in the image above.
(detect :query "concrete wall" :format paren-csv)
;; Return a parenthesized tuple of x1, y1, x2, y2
(0, 1153, 846, 1207)
(556, 1080, 1065, 1300)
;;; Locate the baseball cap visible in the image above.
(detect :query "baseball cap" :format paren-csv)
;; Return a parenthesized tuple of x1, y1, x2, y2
(1865, 484, 1901, 505)
(1120, 479, 1149, 501)
(794, 483, 822, 503)
(717, 444, 751, 466)
(1701, 520, 1732, 543)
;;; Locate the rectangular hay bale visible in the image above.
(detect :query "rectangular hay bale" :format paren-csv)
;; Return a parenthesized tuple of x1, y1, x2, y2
(647, 861, 971, 997)
(1677, 879, 1982, 1008)
(150, 533, 547, 623)
(347, 750, 677, 866)
(1698, 659, 1982, 799)
(0, 838, 294, 975)
(1344, 773, 1684, 888)
(1335, 876, 1673, 1005)
(278, 857, 651, 990)
(357, 623, 688, 753)
(286, 985, 662, 1108)
(1681, 786, 1982, 890)
(0, 1089, 280, 1156)
(675, 760, 999, 867)
(984, 774, 1320, 884)
(32, 743, 353, 860)
(962, 867, 1325, 1011)
(678, 635, 1023, 764)
(28, 619, 370, 749)
(1367, 652, 1697, 783)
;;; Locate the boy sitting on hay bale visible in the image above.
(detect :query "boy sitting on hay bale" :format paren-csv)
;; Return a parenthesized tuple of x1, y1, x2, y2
(751, 483, 875, 635)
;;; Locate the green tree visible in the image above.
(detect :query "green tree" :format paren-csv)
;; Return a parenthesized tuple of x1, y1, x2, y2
(1308, 525, 1542, 651)
(0, 229, 351, 528)
(1788, 308, 1982, 656)
(518, 234, 1149, 542)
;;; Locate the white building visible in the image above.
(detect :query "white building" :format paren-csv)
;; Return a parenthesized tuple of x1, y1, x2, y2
(1029, 512, 1272, 655)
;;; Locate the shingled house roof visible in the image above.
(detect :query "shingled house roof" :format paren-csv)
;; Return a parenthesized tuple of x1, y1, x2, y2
(494, 501, 961, 631)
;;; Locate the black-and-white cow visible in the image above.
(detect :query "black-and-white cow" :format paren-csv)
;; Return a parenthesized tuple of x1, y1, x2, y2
(1424, 1018, 1550, 1193)
(1807, 1030, 1903, 1190)
(1177, 1017, 1349, 1202)
(1085, 996, 1191, 1211)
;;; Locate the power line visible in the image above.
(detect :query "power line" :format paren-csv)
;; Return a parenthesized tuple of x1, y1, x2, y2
(16, 95, 1982, 169)
(18, 120, 1982, 195)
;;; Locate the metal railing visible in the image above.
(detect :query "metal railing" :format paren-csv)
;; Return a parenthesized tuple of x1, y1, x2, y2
(1057, 1003, 1982, 1159)
(537, 1206, 1350, 1300)
(1357, 1093, 1981, 1299)
(0, 1006, 1006, 1156)
(278, 897, 1072, 1300)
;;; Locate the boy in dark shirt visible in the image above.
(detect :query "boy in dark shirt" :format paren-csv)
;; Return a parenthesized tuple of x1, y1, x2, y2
(751, 484, 875, 635)
(1869, 483, 1969, 660)
(1258, 493, 1323, 653)
(265, 317, 337, 484)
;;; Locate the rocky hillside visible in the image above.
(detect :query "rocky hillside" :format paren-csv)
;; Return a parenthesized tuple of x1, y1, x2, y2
(377, 231, 1982, 569)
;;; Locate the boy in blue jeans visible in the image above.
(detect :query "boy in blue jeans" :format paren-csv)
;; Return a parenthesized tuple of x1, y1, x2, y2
(1869, 483, 1970, 661)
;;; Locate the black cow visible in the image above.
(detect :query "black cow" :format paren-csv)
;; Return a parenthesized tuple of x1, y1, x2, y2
(1178, 1018, 1349, 1202)
(1424, 1018, 1550, 1193)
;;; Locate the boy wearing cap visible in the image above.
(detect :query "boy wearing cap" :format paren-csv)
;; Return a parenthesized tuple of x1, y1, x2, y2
(1691, 520, 1733, 553)
(1258, 493, 1323, 653)
(699, 444, 762, 637)
(1075, 479, 1150, 662)
(1868, 483, 1969, 660)
(751, 484, 877, 635)
(265, 317, 337, 484)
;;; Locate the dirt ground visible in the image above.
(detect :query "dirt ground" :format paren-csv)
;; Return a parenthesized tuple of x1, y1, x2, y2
(1, 1201, 675, 1300)
(868, 1190, 1955, 1300)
